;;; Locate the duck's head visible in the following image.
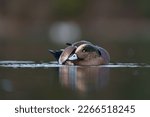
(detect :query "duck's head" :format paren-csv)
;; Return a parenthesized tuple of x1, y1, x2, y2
(68, 44, 100, 60)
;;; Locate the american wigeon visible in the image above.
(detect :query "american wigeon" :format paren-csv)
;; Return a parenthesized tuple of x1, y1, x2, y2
(49, 40, 110, 65)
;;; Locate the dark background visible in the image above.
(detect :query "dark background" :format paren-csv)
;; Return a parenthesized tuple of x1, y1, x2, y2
(0, 0, 150, 63)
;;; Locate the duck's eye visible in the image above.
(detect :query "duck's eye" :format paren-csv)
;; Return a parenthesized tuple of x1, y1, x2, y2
(82, 49, 86, 52)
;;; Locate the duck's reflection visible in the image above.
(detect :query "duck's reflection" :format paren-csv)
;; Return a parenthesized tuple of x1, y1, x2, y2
(59, 66, 110, 94)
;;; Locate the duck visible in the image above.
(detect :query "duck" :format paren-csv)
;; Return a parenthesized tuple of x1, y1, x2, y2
(48, 40, 110, 65)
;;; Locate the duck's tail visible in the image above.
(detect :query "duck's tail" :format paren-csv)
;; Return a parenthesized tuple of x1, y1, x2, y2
(48, 49, 63, 61)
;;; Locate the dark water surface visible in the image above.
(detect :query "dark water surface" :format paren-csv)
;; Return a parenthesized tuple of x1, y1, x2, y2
(0, 61, 150, 100)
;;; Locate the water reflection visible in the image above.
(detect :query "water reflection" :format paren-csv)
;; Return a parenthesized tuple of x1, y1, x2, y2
(59, 66, 109, 95)
(1, 61, 150, 99)
(1, 79, 13, 92)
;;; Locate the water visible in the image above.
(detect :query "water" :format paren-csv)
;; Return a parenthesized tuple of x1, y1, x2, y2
(0, 61, 150, 99)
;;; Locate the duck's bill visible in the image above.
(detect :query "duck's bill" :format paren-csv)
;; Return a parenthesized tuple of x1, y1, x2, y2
(68, 54, 78, 60)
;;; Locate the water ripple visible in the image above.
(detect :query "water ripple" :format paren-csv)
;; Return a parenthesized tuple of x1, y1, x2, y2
(0, 61, 149, 68)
